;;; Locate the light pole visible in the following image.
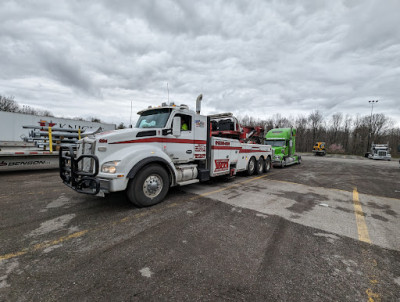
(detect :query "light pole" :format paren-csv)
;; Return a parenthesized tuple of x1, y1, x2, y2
(366, 100, 378, 155)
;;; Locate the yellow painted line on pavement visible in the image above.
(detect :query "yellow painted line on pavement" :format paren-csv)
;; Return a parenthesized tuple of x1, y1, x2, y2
(352, 187, 381, 302)
(264, 179, 400, 201)
(32, 230, 89, 251)
(0, 249, 29, 261)
(0, 231, 88, 262)
(0, 205, 167, 263)
(352, 188, 371, 244)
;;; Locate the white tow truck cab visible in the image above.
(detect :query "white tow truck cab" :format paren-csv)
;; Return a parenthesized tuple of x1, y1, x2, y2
(60, 95, 273, 207)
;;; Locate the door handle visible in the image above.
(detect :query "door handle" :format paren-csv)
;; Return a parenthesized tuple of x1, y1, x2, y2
(186, 150, 192, 154)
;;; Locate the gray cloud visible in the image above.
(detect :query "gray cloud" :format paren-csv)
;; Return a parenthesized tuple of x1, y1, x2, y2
(0, 0, 399, 126)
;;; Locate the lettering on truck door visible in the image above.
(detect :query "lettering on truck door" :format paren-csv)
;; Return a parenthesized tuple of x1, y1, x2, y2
(193, 116, 207, 160)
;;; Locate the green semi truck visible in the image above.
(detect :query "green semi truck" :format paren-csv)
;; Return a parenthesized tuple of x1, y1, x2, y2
(265, 127, 301, 168)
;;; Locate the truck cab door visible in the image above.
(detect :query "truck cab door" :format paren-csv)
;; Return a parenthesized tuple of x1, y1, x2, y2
(165, 113, 194, 163)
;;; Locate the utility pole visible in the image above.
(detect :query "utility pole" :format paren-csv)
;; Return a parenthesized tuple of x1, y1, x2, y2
(366, 100, 378, 155)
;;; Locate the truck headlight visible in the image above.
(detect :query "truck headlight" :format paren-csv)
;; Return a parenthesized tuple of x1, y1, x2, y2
(101, 161, 120, 174)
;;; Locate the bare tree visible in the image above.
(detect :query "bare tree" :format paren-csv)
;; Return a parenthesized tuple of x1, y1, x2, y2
(342, 114, 352, 153)
(308, 110, 323, 144)
(330, 112, 343, 144)
(91, 117, 102, 123)
(371, 113, 392, 140)
(272, 113, 291, 128)
(294, 115, 309, 151)
(117, 122, 126, 129)
(39, 110, 54, 117)
(19, 105, 39, 115)
(0, 95, 19, 112)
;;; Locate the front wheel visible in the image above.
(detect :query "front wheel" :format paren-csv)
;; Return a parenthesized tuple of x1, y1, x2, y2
(256, 157, 264, 175)
(126, 164, 170, 207)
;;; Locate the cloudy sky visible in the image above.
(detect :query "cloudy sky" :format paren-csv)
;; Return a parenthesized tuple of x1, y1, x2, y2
(1, 0, 399, 127)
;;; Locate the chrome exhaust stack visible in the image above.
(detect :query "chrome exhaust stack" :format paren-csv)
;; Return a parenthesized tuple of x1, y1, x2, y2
(196, 94, 203, 114)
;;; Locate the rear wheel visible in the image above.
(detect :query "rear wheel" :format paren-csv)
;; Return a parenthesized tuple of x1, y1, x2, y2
(256, 157, 264, 175)
(264, 157, 271, 172)
(246, 157, 256, 175)
(126, 164, 170, 207)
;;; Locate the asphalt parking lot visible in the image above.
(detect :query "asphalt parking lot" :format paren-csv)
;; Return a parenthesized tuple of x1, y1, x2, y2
(0, 154, 399, 301)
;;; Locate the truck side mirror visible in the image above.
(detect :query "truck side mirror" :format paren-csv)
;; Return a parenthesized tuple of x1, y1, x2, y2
(289, 140, 293, 147)
(172, 116, 181, 136)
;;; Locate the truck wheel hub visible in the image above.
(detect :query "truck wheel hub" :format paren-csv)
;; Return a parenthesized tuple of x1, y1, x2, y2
(143, 175, 163, 198)
(249, 160, 254, 171)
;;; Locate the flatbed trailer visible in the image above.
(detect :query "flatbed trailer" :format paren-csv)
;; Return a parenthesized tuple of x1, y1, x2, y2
(0, 151, 59, 171)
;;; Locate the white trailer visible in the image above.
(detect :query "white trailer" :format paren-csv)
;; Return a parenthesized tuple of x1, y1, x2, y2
(60, 95, 273, 207)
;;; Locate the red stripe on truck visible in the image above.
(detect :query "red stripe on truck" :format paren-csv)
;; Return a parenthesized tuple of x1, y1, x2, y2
(212, 146, 266, 153)
(239, 149, 266, 153)
(110, 138, 207, 145)
(211, 146, 242, 151)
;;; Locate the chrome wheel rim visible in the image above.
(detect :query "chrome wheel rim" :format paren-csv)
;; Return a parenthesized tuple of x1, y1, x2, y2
(143, 174, 163, 198)
(249, 159, 255, 172)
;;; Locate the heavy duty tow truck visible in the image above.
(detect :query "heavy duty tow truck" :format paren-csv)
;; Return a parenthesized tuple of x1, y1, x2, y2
(265, 128, 301, 168)
(60, 95, 273, 207)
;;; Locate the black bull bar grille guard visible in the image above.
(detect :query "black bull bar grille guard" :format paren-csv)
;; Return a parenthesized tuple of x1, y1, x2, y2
(59, 145, 100, 195)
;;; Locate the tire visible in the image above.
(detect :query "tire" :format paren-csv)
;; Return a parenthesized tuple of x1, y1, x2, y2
(264, 156, 271, 172)
(256, 157, 264, 175)
(298, 156, 302, 164)
(246, 157, 256, 176)
(281, 159, 286, 168)
(126, 164, 170, 207)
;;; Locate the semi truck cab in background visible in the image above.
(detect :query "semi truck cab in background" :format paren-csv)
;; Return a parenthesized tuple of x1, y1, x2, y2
(367, 143, 391, 160)
(265, 127, 301, 168)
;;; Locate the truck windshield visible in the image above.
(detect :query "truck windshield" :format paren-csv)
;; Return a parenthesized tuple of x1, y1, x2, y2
(136, 108, 172, 129)
(265, 140, 286, 147)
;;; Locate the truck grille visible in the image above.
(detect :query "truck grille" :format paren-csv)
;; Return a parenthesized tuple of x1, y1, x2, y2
(80, 141, 96, 173)
(378, 151, 386, 157)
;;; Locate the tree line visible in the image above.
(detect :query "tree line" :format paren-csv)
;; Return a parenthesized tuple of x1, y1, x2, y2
(2, 95, 398, 156)
(238, 110, 400, 157)
(0, 95, 105, 124)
